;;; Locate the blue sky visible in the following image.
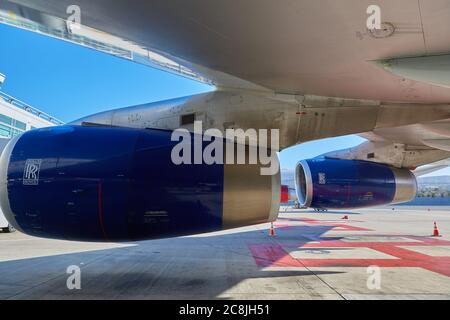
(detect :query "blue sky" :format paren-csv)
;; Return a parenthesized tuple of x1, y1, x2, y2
(0, 24, 448, 176)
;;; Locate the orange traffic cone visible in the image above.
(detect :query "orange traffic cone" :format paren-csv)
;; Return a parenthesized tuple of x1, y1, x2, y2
(342, 215, 348, 220)
(433, 222, 440, 237)
(269, 222, 275, 237)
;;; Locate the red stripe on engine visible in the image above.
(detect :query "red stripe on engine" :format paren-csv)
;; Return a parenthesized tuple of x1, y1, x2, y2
(98, 181, 108, 240)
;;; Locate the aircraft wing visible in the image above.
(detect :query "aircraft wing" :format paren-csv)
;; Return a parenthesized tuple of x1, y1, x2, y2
(323, 118, 450, 170)
(413, 158, 450, 176)
(1, 0, 450, 170)
(1, 0, 450, 101)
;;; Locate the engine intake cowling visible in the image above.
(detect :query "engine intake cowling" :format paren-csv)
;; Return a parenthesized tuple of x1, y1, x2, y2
(295, 158, 417, 209)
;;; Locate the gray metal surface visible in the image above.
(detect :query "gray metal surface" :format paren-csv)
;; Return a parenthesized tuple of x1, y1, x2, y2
(5, 0, 450, 102)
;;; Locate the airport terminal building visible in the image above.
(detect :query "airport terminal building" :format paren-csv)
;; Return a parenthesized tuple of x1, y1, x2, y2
(0, 80, 63, 231)
(0, 91, 62, 139)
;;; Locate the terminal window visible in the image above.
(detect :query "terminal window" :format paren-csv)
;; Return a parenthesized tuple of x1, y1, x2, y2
(0, 113, 26, 138)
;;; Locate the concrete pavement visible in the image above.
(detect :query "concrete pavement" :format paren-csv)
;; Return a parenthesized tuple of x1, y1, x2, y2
(0, 206, 449, 299)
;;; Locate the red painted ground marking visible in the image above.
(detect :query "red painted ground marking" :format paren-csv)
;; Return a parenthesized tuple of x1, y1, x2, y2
(278, 217, 364, 223)
(274, 217, 372, 232)
(252, 218, 450, 277)
(251, 244, 304, 268)
(250, 238, 450, 277)
(331, 225, 372, 232)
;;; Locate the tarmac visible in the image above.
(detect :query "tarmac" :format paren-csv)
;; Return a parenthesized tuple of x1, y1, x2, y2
(0, 206, 449, 300)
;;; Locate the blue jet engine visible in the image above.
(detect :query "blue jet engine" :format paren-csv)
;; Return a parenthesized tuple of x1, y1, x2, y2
(0, 125, 280, 241)
(295, 158, 417, 209)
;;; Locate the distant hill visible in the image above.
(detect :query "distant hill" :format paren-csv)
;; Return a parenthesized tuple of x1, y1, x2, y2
(418, 176, 450, 185)
(416, 175, 450, 196)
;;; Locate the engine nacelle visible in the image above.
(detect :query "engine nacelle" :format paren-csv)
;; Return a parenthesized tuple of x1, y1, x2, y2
(0, 126, 280, 241)
(295, 158, 417, 209)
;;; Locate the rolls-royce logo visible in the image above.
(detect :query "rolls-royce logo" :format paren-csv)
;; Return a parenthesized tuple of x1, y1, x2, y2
(318, 173, 326, 185)
(23, 159, 42, 185)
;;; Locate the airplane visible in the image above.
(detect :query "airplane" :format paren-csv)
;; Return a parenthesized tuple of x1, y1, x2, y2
(0, 0, 449, 241)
